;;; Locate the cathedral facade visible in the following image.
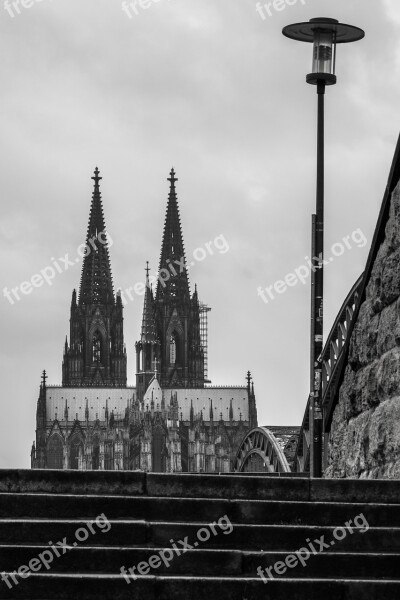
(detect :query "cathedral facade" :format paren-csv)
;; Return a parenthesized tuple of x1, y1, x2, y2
(31, 168, 258, 472)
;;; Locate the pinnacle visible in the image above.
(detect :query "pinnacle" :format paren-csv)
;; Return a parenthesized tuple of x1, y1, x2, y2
(78, 170, 114, 306)
(141, 263, 158, 344)
(156, 169, 190, 302)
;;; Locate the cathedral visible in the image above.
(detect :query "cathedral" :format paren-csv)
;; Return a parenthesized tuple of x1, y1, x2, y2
(31, 168, 258, 472)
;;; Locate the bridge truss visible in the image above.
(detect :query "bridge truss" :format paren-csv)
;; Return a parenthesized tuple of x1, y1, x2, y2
(234, 427, 290, 473)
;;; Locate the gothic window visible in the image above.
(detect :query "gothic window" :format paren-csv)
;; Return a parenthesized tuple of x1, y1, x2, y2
(80, 331, 85, 353)
(92, 438, 100, 470)
(69, 436, 83, 470)
(152, 427, 166, 473)
(170, 334, 177, 365)
(47, 435, 63, 469)
(180, 436, 188, 472)
(104, 441, 114, 470)
(145, 351, 152, 372)
(92, 331, 102, 363)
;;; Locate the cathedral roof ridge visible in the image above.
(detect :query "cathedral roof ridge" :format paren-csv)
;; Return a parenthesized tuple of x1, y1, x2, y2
(204, 385, 247, 390)
(46, 385, 135, 390)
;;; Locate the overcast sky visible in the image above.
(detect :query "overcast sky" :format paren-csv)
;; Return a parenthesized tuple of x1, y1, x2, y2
(1, 0, 399, 468)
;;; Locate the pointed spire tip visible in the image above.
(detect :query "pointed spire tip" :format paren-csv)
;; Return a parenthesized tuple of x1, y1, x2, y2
(92, 167, 102, 184)
(167, 167, 178, 186)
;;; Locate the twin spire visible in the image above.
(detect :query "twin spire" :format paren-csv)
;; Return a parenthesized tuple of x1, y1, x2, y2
(79, 166, 195, 310)
(78, 167, 114, 306)
(156, 168, 190, 302)
(140, 168, 193, 344)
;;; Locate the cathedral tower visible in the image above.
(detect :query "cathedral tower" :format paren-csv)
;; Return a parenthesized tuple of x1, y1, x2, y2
(154, 169, 205, 388)
(62, 168, 127, 387)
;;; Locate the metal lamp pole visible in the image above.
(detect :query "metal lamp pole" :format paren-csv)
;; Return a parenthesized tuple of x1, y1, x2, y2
(282, 18, 365, 477)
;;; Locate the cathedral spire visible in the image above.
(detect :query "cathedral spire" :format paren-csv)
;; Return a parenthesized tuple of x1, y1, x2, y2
(135, 263, 160, 400)
(156, 168, 190, 302)
(246, 371, 252, 393)
(63, 168, 127, 387)
(78, 168, 114, 306)
(192, 283, 198, 303)
(141, 262, 157, 344)
(41, 370, 47, 390)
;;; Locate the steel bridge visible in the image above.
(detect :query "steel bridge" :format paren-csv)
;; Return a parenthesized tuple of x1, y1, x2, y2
(233, 426, 290, 473)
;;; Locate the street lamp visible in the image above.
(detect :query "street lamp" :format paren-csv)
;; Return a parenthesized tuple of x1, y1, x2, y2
(282, 18, 364, 478)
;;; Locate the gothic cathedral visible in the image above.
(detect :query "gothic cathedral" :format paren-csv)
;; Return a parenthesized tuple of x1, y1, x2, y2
(31, 169, 258, 472)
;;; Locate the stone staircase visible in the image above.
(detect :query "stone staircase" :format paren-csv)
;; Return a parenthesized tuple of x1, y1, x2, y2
(1, 470, 400, 599)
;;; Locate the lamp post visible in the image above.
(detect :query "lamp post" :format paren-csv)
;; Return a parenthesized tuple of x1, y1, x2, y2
(282, 18, 364, 477)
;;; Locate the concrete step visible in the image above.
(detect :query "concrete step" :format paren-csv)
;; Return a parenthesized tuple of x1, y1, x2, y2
(0, 520, 396, 551)
(2, 493, 400, 526)
(1, 574, 400, 600)
(1, 471, 399, 599)
(1, 546, 400, 579)
(2, 470, 400, 503)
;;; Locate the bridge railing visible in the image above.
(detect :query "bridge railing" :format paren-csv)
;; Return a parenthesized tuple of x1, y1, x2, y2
(294, 274, 363, 473)
(294, 395, 311, 473)
(321, 274, 363, 402)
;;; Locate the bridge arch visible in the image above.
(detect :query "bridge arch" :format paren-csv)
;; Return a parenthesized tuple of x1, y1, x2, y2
(234, 427, 290, 473)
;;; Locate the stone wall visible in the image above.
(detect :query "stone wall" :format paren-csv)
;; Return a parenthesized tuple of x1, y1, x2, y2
(326, 181, 400, 478)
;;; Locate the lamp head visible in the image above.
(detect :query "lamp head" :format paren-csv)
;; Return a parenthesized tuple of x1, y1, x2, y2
(282, 18, 365, 86)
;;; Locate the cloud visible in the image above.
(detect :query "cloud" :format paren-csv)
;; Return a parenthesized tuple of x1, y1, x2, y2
(383, 0, 400, 24)
(0, 0, 398, 467)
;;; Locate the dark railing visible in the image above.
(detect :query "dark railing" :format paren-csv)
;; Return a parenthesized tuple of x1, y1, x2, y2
(294, 274, 363, 472)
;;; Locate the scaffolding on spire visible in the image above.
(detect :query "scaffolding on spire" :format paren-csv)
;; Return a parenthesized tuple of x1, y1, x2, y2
(199, 303, 211, 382)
